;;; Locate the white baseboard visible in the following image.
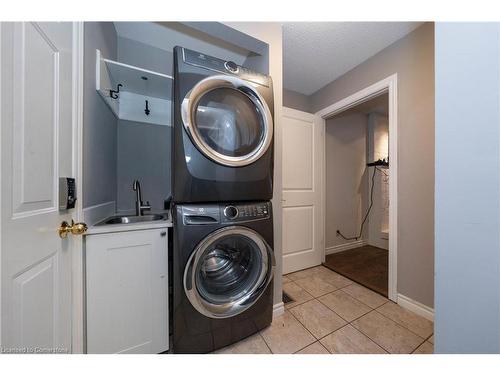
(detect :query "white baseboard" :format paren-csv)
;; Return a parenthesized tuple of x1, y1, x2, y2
(325, 240, 367, 255)
(397, 294, 434, 322)
(273, 302, 284, 318)
(83, 201, 115, 226)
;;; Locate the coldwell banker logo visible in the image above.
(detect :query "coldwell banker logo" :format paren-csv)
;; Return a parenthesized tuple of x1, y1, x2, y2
(0, 346, 69, 354)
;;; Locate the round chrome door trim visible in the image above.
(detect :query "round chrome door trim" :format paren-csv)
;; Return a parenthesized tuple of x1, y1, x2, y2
(183, 226, 275, 319)
(181, 75, 273, 167)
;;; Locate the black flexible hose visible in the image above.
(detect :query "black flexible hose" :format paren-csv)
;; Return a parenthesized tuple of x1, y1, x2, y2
(337, 166, 378, 241)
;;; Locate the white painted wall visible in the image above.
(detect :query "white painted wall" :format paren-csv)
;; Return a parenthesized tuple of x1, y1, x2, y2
(367, 113, 389, 250)
(435, 22, 500, 353)
(325, 113, 368, 249)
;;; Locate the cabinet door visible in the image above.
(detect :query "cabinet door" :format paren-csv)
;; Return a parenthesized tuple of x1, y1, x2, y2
(85, 229, 168, 354)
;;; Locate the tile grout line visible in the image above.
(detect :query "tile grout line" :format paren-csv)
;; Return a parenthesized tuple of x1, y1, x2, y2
(315, 291, 376, 322)
(346, 323, 389, 354)
(290, 292, 377, 350)
(286, 293, 347, 353)
(285, 271, 383, 343)
(287, 270, 385, 314)
(314, 272, 432, 342)
(285, 279, 369, 312)
(410, 340, 432, 354)
(295, 278, 355, 294)
(292, 340, 319, 354)
(257, 331, 274, 354)
(350, 311, 425, 354)
(316, 340, 330, 353)
(311, 286, 410, 354)
(372, 303, 433, 341)
(286, 308, 318, 352)
(289, 302, 349, 343)
(288, 278, 346, 293)
(285, 266, 431, 354)
(339, 285, 389, 309)
(290, 291, 387, 354)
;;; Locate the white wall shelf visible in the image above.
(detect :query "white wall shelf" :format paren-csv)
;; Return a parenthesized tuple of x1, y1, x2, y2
(96, 49, 173, 126)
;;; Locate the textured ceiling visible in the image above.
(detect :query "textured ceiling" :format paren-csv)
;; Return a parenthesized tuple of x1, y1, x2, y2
(283, 22, 423, 95)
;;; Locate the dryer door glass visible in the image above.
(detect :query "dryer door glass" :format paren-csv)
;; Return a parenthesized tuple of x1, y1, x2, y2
(182, 75, 273, 167)
(184, 227, 274, 318)
(195, 87, 264, 158)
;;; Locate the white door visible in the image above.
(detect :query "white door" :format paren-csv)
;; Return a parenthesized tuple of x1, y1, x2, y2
(1, 22, 82, 353)
(282, 107, 324, 274)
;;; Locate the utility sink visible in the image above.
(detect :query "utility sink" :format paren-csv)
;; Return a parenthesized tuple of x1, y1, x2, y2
(96, 214, 167, 226)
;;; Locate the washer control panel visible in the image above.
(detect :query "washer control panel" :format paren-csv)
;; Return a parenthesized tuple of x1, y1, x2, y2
(221, 202, 270, 222)
(224, 60, 239, 73)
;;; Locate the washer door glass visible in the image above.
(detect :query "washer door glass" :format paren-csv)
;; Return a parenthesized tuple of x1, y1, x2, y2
(182, 75, 273, 167)
(195, 87, 264, 158)
(184, 227, 274, 318)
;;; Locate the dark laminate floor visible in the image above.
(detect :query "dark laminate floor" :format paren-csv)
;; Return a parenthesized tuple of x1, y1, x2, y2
(323, 245, 388, 297)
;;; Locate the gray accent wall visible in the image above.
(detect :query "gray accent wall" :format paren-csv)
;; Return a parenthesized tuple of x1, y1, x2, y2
(83, 22, 118, 208)
(292, 23, 435, 308)
(435, 23, 500, 353)
(117, 121, 171, 212)
(117, 36, 173, 76)
(283, 89, 312, 113)
(116, 37, 173, 212)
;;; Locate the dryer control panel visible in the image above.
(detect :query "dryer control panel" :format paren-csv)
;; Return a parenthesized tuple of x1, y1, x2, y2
(221, 202, 270, 222)
(182, 47, 271, 87)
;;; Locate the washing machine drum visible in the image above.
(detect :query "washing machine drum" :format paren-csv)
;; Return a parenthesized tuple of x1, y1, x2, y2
(184, 226, 274, 318)
(181, 75, 273, 167)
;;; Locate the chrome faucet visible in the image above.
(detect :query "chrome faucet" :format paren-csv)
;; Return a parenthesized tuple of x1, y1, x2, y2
(132, 180, 151, 216)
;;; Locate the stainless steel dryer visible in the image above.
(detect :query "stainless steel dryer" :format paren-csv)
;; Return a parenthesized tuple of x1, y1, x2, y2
(172, 47, 274, 203)
(172, 201, 275, 353)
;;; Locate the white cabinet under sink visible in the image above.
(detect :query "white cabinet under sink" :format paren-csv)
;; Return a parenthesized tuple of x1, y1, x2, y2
(85, 228, 169, 354)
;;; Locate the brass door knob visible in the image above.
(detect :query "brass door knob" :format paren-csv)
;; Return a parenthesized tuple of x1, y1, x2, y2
(59, 220, 88, 239)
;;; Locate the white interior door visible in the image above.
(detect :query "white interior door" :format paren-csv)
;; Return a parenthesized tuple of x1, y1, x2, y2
(1, 22, 80, 353)
(282, 107, 324, 274)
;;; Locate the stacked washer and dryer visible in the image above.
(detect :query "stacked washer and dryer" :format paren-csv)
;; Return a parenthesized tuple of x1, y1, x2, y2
(171, 47, 276, 353)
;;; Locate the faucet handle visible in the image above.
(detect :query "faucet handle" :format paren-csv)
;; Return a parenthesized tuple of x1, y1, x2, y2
(141, 201, 152, 214)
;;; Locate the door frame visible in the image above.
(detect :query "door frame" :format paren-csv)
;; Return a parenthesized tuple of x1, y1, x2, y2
(315, 74, 398, 302)
(71, 21, 85, 353)
(0, 23, 3, 348)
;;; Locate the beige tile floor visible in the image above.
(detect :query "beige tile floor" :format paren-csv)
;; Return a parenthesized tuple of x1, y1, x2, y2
(215, 266, 434, 354)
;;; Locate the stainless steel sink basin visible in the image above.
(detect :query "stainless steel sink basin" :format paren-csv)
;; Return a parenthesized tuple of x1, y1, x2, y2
(96, 214, 167, 226)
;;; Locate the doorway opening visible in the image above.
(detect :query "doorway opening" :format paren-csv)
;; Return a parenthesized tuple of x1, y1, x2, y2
(316, 74, 398, 302)
(322, 93, 390, 297)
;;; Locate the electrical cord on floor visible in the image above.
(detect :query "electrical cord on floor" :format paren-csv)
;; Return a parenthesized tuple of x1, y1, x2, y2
(336, 166, 377, 241)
